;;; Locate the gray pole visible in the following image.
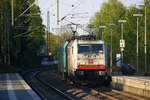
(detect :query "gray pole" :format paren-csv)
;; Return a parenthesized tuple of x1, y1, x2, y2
(99, 26, 106, 40)
(133, 14, 143, 73)
(136, 17, 139, 73)
(101, 28, 105, 40)
(3, 0, 7, 64)
(121, 23, 124, 39)
(118, 20, 126, 66)
(47, 11, 50, 56)
(109, 23, 115, 72)
(144, 6, 147, 73)
(57, 0, 59, 25)
(121, 49, 123, 65)
(7, 11, 10, 65)
(8, 0, 14, 65)
(110, 28, 113, 69)
(121, 23, 124, 65)
(4, 0, 10, 64)
(11, 0, 14, 26)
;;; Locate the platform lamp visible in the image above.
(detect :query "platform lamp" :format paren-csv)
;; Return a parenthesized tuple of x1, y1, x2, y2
(99, 26, 106, 40)
(138, 1, 150, 74)
(108, 24, 116, 72)
(133, 14, 143, 73)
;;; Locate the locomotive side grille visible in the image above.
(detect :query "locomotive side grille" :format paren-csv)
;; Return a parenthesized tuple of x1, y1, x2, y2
(85, 71, 97, 76)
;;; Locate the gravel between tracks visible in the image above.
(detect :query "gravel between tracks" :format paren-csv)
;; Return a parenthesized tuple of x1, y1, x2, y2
(38, 69, 105, 100)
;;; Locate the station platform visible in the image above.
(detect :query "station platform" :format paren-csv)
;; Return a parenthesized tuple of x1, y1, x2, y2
(112, 76, 150, 98)
(0, 73, 41, 100)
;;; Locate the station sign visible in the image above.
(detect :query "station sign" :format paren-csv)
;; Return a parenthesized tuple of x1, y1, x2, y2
(120, 39, 125, 48)
(116, 54, 121, 67)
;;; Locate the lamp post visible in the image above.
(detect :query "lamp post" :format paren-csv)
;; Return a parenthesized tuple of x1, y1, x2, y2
(144, 5, 147, 74)
(47, 11, 50, 56)
(99, 26, 106, 40)
(11, 0, 14, 26)
(133, 14, 143, 73)
(109, 24, 115, 72)
(118, 20, 126, 65)
(139, 1, 150, 74)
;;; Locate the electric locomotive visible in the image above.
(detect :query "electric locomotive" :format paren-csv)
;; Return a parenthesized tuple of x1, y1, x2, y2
(58, 35, 111, 86)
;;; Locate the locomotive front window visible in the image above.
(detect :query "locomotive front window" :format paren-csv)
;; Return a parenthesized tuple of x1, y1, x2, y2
(78, 45, 91, 53)
(78, 44, 103, 53)
(91, 44, 103, 53)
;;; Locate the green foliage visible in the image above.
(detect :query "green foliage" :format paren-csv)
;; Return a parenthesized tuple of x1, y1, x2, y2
(89, 0, 150, 73)
(48, 34, 62, 59)
(47, 29, 73, 59)
(90, 0, 126, 65)
(0, 0, 45, 66)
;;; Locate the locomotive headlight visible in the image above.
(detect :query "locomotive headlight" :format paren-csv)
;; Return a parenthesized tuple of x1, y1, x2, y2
(99, 50, 103, 54)
(76, 71, 84, 75)
(98, 71, 106, 75)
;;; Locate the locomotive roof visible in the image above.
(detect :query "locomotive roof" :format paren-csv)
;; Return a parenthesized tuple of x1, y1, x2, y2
(65, 35, 105, 48)
(77, 40, 104, 44)
(68, 35, 99, 41)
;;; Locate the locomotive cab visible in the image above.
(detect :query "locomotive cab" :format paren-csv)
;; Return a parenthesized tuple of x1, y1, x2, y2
(74, 40, 111, 85)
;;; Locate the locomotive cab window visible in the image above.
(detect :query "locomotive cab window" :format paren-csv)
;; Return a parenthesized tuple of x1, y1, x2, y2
(78, 44, 103, 53)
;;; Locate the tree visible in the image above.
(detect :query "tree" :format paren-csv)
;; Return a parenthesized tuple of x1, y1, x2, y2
(0, 0, 45, 66)
(90, 0, 126, 66)
(89, 0, 150, 73)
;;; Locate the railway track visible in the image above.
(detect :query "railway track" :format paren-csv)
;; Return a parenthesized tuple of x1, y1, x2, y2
(90, 88, 148, 100)
(21, 68, 149, 100)
(21, 67, 75, 100)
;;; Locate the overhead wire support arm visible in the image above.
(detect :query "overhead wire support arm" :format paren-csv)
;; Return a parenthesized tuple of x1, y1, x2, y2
(15, 2, 35, 21)
(13, 26, 42, 38)
(58, 0, 84, 24)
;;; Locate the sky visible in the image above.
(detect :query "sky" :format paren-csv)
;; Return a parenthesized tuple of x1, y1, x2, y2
(37, 0, 144, 33)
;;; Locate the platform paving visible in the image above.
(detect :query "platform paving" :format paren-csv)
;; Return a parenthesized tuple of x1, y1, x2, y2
(0, 73, 41, 100)
(112, 76, 150, 98)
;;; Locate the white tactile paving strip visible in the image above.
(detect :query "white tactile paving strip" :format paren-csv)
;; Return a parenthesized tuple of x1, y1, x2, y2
(7, 74, 17, 100)
(0, 73, 41, 100)
(124, 76, 150, 82)
(113, 76, 150, 84)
